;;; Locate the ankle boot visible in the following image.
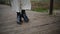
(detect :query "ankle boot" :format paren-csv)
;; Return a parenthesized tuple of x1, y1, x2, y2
(21, 10, 29, 22)
(17, 12, 22, 24)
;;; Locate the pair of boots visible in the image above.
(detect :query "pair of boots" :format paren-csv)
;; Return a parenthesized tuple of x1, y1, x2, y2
(17, 10, 29, 24)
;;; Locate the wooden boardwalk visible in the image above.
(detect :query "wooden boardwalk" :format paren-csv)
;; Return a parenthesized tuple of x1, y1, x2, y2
(0, 5, 60, 34)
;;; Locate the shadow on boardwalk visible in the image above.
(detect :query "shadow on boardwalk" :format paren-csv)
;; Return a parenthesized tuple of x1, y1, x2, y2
(0, 4, 60, 34)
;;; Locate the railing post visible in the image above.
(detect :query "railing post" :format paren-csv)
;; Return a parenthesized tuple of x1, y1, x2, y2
(49, 0, 54, 15)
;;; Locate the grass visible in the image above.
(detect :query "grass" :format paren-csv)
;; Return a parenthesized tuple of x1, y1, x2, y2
(32, 8, 48, 12)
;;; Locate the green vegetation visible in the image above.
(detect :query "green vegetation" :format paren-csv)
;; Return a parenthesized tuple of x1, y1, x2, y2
(32, 8, 48, 12)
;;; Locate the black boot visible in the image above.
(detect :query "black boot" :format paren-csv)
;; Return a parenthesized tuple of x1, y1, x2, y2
(17, 12, 22, 24)
(21, 10, 29, 22)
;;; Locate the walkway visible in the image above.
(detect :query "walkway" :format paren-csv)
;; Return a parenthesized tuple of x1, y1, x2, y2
(0, 4, 60, 34)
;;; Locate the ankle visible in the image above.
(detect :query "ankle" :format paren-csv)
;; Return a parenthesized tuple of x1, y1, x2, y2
(21, 10, 25, 14)
(16, 12, 20, 15)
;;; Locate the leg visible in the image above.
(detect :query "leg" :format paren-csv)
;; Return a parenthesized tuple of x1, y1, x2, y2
(21, 10, 29, 22)
(11, 0, 22, 24)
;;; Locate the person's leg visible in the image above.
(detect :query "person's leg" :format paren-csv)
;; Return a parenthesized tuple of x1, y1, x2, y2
(21, 10, 29, 22)
(11, 0, 22, 24)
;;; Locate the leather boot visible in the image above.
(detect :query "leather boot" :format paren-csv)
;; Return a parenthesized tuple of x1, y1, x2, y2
(21, 10, 29, 22)
(17, 12, 22, 24)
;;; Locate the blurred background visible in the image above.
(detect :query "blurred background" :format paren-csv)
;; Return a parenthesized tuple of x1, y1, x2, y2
(0, 0, 60, 12)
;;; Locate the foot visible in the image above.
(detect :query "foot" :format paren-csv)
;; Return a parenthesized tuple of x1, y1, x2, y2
(21, 10, 29, 22)
(17, 12, 22, 24)
(17, 16, 22, 24)
(22, 14, 29, 22)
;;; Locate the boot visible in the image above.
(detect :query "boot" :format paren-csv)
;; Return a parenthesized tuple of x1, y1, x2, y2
(17, 12, 22, 24)
(21, 10, 29, 22)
